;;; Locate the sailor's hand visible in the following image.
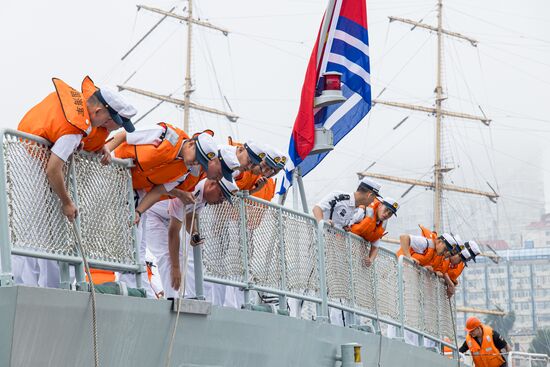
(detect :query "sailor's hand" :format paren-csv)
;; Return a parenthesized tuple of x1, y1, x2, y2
(99, 145, 112, 165)
(409, 256, 420, 265)
(62, 201, 78, 222)
(424, 265, 434, 272)
(446, 284, 456, 298)
(343, 225, 351, 232)
(254, 176, 268, 190)
(435, 271, 444, 278)
(191, 232, 204, 247)
(133, 211, 141, 226)
(363, 257, 373, 267)
(170, 266, 182, 291)
(171, 189, 196, 205)
(327, 220, 334, 226)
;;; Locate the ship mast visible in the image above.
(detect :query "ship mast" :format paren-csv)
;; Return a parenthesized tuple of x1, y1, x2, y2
(119, 3, 238, 131)
(358, 0, 497, 233)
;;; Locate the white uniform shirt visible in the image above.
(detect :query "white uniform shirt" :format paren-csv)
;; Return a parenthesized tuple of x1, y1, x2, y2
(168, 179, 207, 222)
(50, 134, 82, 162)
(408, 235, 434, 254)
(315, 190, 356, 229)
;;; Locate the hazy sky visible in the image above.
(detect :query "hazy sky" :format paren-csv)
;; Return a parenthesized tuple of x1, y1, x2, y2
(2, 0, 550, 240)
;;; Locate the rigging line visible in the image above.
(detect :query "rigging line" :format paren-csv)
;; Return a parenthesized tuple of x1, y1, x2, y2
(445, 5, 550, 45)
(206, 12, 321, 20)
(196, 26, 228, 112)
(482, 43, 550, 69)
(231, 31, 308, 45)
(478, 49, 550, 86)
(225, 38, 239, 140)
(233, 33, 307, 60)
(448, 0, 550, 25)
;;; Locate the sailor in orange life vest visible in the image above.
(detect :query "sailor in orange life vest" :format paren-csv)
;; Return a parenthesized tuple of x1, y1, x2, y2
(18, 77, 137, 222)
(460, 316, 511, 367)
(441, 240, 481, 297)
(143, 146, 242, 300)
(349, 197, 399, 266)
(166, 177, 239, 300)
(15, 77, 137, 289)
(312, 177, 382, 230)
(228, 140, 269, 189)
(247, 145, 287, 201)
(397, 229, 457, 266)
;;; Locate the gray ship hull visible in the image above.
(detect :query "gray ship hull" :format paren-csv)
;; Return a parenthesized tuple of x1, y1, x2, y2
(0, 286, 457, 367)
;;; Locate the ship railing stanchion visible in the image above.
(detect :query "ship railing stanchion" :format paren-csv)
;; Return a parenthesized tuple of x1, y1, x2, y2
(397, 256, 406, 338)
(372, 246, 381, 334)
(417, 267, 425, 347)
(316, 221, 329, 322)
(278, 207, 287, 314)
(436, 278, 442, 354)
(238, 191, 251, 308)
(193, 245, 205, 300)
(346, 233, 357, 326)
(125, 166, 143, 289)
(0, 130, 14, 287)
(69, 156, 88, 290)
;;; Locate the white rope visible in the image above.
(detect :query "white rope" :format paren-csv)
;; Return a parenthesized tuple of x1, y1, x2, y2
(164, 201, 198, 367)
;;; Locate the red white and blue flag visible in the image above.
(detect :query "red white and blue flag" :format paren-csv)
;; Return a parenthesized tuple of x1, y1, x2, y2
(280, 0, 372, 194)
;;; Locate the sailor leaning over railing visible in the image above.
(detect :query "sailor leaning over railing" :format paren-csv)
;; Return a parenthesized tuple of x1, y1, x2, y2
(15, 76, 138, 288)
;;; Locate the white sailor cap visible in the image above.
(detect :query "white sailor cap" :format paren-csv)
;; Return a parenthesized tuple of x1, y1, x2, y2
(218, 145, 241, 181)
(244, 140, 266, 166)
(218, 177, 239, 204)
(461, 240, 481, 263)
(195, 133, 218, 172)
(381, 196, 399, 216)
(96, 86, 138, 132)
(440, 232, 461, 253)
(264, 146, 287, 170)
(359, 177, 382, 198)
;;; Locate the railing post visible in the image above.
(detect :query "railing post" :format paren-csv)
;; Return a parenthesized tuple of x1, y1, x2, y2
(372, 247, 381, 334)
(397, 256, 406, 337)
(346, 234, 357, 326)
(436, 279, 442, 353)
(417, 269, 425, 347)
(316, 221, 329, 322)
(58, 261, 71, 289)
(69, 156, 87, 290)
(0, 133, 14, 286)
(126, 173, 143, 289)
(278, 208, 287, 313)
(193, 245, 205, 300)
(238, 192, 251, 307)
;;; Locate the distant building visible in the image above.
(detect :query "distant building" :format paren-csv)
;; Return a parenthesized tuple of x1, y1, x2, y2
(455, 247, 550, 350)
(522, 214, 550, 248)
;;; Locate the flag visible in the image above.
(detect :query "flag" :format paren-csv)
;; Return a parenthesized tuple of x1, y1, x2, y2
(280, 0, 372, 194)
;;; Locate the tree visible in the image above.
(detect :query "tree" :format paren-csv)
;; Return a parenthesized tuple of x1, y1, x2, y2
(529, 328, 550, 356)
(484, 311, 515, 341)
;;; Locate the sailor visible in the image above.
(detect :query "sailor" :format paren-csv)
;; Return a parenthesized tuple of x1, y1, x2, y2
(226, 138, 269, 191)
(349, 196, 399, 266)
(439, 240, 481, 297)
(460, 317, 511, 367)
(18, 76, 137, 222)
(396, 226, 455, 266)
(312, 177, 382, 230)
(144, 146, 241, 300)
(249, 146, 287, 201)
(15, 76, 137, 289)
(166, 177, 239, 300)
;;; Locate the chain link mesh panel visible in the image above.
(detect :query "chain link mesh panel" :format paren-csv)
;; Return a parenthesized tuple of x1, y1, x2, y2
(73, 153, 136, 264)
(4, 133, 75, 256)
(2, 131, 138, 269)
(438, 280, 455, 340)
(421, 271, 439, 336)
(198, 199, 245, 282)
(281, 210, 319, 296)
(376, 249, 400, 321)
(323, 225, 353, 307)
(350, 236, 376, 314)
(402, 260, 423, 331)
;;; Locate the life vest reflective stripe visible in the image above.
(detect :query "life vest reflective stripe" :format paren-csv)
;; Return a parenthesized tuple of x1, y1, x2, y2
(465, 325, 505, 367)
(251, 178, 276, 201)
(350, 200, 385, 242)
(18, 76, 108, 152)
(86, 268, 115, 285)
(447, 262, 465, 283)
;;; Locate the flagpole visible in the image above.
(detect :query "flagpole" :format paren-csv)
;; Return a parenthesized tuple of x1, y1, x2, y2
(316, 0, 338, 72)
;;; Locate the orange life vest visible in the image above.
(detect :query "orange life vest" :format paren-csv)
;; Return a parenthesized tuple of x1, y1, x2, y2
(18, 76, 108, 152)
(86, 268, 115, 285)
(235, 170, 259, 191)
(396, 224, 436, 266)
(114, 122, 190, 188)
(251, 178, 276, 201)
(466, 325, 505, 367)
(350, 200, 386, 243)
(447, 262, 465, 283)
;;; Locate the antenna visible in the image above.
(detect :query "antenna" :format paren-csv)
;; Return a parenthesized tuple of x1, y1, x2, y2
(122, 3, 237, 131)
(358, 0, 497, 233)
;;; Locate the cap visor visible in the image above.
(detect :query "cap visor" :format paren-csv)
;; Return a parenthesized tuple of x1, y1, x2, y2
(219, 185, 233, 204)
(221, 163, 233, 181)
(196, 150, 210, 172)
(121, 117, 135, 133)
(245, 145, 262, 165)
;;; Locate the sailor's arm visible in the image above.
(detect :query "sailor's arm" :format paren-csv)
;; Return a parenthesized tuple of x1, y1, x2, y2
(168, 216, 183, 291)
(105, 131, 127, 152)
(312, 206, 325, 222)
(46, 153, 77, 222)
(134, 186, 195, 223)
(399, 234, 414, 260)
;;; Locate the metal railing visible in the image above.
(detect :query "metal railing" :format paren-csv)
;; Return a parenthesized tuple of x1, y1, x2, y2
(0, 130, 457, 355)
(196, 194, 458, 354)
(508, 352, 550, 367)
(0, 129, 142, 288)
